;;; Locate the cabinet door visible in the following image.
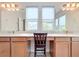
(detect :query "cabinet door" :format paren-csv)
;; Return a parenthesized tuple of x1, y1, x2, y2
(50, 40, 55, 57)
(56, 41, 70, 57)
(12, 42, 29, 57)
(0, 42, 10, 57)
(72, 42, 79, 57)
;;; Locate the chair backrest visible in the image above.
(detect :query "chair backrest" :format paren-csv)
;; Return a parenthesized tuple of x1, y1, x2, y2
(34, 33, 47, 46)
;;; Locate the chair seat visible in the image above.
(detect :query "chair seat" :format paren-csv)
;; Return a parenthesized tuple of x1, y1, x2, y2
(35, 51, 46, 57)
(35, 44, 46, 47)
(36, 48, 45, 50)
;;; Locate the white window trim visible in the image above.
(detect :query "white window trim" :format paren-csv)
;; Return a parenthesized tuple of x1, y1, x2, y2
(55, 15, 66, 33)
(25, 6, 55, 33)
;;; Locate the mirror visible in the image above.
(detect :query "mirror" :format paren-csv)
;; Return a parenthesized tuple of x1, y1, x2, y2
(0, 2, 79, 34)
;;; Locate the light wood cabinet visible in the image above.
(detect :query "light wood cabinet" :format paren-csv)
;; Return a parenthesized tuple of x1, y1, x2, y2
(72, 42, 79, 57)
(55, 41, 70, 57)
(0, 38, 10, 57)
(55, 37, 70, 57)
(72, 38, 79, 57)
(0, 37, 31, 57)
(12, 42, 29, 57)
(11, 37, 29, 57)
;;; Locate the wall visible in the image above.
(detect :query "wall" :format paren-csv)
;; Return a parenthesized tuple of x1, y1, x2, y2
(56, 8, 79, 33)
(0, 9, 1, 31)
(66, 9, 79, 33)
(0, 9, 25, 32)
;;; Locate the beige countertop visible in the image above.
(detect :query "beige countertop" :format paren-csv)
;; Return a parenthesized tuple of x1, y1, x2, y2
(0, 33, 79, 37)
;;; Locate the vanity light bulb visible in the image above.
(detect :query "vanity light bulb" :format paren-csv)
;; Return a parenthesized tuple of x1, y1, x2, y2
(66, 3, 70, 7)
(12, 9, 15, 11)
(66, 8, 70, 11)
(11, 4, 15, 8)
(6, 4, 10, 8)
(1, 4, 5, 8)
(7, 9, 11, 11)
(16, 8, 19, 11)
(62, 7, 65, 11)
(71, 3, 76, 7)
(70, 8, 74, 11)
(76, 3, 79, 8)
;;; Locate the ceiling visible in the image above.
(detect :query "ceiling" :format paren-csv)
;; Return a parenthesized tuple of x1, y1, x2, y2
(17, 2, 67, 13)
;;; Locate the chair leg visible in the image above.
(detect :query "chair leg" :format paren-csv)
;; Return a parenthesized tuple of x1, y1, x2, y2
(34, 48, 36, 57)
(34, 51, 36, 57)
(44, 49, 46, 56)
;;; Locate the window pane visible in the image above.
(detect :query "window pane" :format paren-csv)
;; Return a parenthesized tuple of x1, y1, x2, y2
(26, 22, 37, 31)
(59, 15, 66, 31)
(26, 8, 38, 19)
(56, 19, 59, 26)
(55, 19, 59, 31)
(42, 7, 54, 20)
(59, 15, 66, 26)
(42, 22, 53, 31)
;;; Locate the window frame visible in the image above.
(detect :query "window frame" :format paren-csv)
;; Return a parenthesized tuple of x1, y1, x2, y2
(41, 7, 55, 32)
(55, 15, 66, 32)
(25, 7, 39, 32)
(25, 6, 55, 33)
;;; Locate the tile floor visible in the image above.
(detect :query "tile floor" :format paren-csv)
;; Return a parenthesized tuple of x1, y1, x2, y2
(30, 52, 50, 57)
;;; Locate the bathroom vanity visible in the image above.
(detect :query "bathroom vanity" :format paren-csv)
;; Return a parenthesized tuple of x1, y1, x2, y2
(0, 34, 79, 57)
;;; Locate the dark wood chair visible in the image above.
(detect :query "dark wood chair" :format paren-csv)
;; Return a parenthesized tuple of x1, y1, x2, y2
(34, 33, 47, 57)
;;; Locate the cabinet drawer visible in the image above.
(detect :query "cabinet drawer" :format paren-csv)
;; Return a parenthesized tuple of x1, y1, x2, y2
(72, 37, 79, 41)
(11, 37, 32, 42)
(55, 37, 70, 42)
(0, 37, 10, 41)
(47, 37, 54, 40)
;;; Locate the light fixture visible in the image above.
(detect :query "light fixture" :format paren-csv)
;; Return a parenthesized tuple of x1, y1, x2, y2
(6, 4, 10, 8)
(76, 3, 79, 8)
(16, 8, 19, 11)
(62, 3, 79, 11)
(1, 4, 5, 8)
(0, 3, 20, 11)
(11, 4, 15, 8)
(7, 8, 11, 11)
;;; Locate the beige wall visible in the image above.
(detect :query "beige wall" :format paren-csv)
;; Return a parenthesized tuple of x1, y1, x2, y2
(56, 9, 79, 33)
(0, 9, 25, 32)
(66, 9, 79, 33)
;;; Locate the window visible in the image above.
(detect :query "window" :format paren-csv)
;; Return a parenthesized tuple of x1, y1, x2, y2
(55, 15, 66, 32)
(59, 15, 66, 31)
(55, 19, 59, 31)
(42, 8, 54, 31)
(25, 7, 54, 33)
(42, 8, 54, 19)
(26, 8, 38, 19)
(25, 8, 38, 31)
(56, 19, 59, 27)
